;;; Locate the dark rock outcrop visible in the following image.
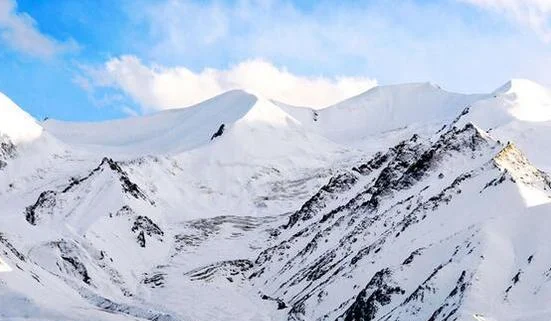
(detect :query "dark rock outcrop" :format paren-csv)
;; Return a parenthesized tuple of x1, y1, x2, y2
(211, 124, 225, 140)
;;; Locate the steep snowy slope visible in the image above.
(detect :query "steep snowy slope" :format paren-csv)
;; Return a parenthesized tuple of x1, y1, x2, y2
(43, 90, 256, 155)
(0, 92, 68, 199)
(0, 92, 42, 168)
(0, 92, 43, 145)
(181, 123, 551, 321)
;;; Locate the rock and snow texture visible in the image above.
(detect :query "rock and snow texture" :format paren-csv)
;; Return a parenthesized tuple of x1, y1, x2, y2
(1, 80, 551, 321)
(249, 124, 551, 321)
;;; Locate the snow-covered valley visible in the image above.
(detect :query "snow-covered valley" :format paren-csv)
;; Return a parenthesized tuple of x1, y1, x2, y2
(2, 80, 551, 321)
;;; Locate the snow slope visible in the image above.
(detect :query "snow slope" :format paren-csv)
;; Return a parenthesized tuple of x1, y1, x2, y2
(41, 90, 351, 218)
(43, 89, 344, 160)
(44, 90, 257, 155)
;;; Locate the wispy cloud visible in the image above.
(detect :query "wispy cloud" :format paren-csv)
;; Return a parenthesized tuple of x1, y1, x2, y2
(0, 0, 78, 58)
(79, 55, 377, 112)
(461, 0, 551, 42)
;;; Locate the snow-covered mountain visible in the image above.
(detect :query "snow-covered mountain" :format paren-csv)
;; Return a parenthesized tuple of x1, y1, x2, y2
(1, 79, 551, 321)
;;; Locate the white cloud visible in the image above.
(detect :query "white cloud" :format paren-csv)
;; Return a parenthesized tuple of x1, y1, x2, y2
(462, 0, 551, 41)
(81, 55, 377, 112)
(0, 0, 77, 58)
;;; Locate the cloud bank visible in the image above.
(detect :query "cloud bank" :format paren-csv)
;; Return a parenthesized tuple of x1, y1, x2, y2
(80, 56, 377, 112)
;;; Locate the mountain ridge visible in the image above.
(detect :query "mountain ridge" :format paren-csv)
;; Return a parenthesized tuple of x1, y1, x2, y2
(1, 80, 551, 321)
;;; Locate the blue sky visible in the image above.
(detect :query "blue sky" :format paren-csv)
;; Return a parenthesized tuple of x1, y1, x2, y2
(1, 0, 551, 121)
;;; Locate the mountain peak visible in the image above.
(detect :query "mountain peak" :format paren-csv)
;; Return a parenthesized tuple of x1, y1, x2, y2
(210, 88, 258, 100)
(189, 88, 259, 112)
(341, 82, 446, 104)
(493, 78, 548, 96)
(487, 79, 551, 122)
(313, 82, 484, 142)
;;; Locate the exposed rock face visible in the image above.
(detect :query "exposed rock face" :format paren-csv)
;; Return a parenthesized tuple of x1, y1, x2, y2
(132, 215, 164, 247)
(211, 123, 225, 140)
(0, 134, 16, 169)
(185, 259, 254, 282)
(24, 157, 154, 225)
(341, 268, 405, 321)
(25, 191, 57, 225)
(136, 231, 146, 248)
